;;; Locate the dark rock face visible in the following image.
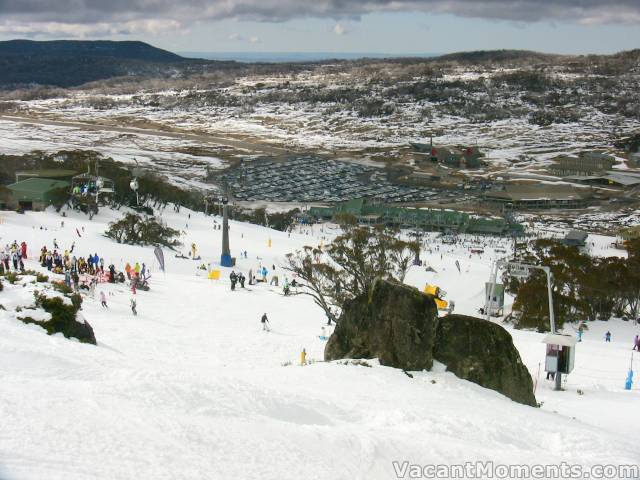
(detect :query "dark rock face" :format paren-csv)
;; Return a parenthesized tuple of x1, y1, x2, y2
(19, 294, 97, 345)
(325, 279, 439, 371)
(18, 313, 97, 345)
(324, 280, 536, 406)
(434, 314, 537, 407)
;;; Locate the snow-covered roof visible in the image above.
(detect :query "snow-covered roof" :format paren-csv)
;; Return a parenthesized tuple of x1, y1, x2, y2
(542, 334, 577, 347)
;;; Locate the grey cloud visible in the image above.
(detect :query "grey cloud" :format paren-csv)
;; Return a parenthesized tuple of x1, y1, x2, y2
(0, 0, 639, 36)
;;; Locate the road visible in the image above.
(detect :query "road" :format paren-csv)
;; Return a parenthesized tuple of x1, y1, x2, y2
(0, 114, 292, 156)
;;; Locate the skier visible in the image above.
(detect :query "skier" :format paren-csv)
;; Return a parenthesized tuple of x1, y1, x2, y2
(633, 335, 639, 351)
(238, 273, 245, 289)
(577, 325, 584, 342)
(605, 331, 611, 342)
(261, 313, 270, 331)
(99, 291, 108, 308)
(130, 298, 137, 316)
(229, 271, 237, 291)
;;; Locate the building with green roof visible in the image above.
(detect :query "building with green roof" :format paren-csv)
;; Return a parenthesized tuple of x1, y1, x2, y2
(6, 178, 70, 211)
(308, 198, 523, 235)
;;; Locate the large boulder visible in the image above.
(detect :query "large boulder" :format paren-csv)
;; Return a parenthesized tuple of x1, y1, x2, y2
(434, 314, 537, 406)
(325, 279, 439, 371)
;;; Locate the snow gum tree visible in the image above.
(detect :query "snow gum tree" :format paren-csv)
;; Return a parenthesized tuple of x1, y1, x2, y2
(284, 225, 419, 323)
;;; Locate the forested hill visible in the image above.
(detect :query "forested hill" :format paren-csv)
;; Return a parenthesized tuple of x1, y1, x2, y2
(0, 40, 203, 88)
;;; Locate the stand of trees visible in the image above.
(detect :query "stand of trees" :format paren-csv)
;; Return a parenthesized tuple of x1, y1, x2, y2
(105, 213, 181, 248)
(506, 239, 640, 331)
(284, 224, 419, 324)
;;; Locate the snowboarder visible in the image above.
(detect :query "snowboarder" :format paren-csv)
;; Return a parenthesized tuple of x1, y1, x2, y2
(130, 298, 137, 316)
(605, 331, 611, 342)
(99, 291, 108, 308)
(261, 313, 270, 331)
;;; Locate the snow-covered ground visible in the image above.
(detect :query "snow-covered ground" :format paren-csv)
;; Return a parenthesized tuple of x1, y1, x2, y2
(1, 207, 639, 480)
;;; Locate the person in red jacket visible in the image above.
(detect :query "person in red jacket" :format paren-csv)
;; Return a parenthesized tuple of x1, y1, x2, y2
(20, 241, 27, 259)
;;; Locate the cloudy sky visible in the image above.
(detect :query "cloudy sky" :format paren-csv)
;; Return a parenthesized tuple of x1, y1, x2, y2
(0, 0, 638, 54)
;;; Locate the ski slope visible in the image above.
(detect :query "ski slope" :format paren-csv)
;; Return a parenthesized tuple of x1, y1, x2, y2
(0, 207, 639, 480)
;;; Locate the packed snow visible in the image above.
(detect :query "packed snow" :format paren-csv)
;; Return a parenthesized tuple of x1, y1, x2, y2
(1, 206, 639, 480)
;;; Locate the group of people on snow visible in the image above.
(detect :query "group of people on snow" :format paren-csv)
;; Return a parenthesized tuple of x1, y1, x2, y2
(0, 241, 27, 273)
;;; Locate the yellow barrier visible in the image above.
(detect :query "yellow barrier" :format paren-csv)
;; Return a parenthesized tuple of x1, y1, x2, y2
(208, 270, 221, 280)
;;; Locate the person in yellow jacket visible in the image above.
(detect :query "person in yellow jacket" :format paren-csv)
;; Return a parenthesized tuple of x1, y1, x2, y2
(300, 348, 307, 366)
(134, 262, 141, 276)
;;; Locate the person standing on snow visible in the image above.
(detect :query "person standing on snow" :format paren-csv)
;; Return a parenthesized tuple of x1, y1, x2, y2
(229, 271, 237, 291)
(633, 335, 639, 351)
(130, 298, 137, 316)
(577, 325, 584, 342)
(605, 331, 611, 342)
(261, 313, 270, 331)
(99, 291, 108, 308)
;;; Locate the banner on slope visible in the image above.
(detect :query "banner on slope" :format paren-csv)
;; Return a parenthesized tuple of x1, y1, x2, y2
(154, 247, 165, 272)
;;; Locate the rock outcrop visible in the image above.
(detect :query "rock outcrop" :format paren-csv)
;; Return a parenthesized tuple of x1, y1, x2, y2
(324, 280, 536, 406)
(434, 314, 537, 406)
(19, 293, 97, 345)
(325, 279, 439, 371)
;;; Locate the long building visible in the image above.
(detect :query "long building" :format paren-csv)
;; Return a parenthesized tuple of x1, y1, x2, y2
(483, 185, 591, 210)
(549, 153, 615, 176)
(308, 198, 523, 235)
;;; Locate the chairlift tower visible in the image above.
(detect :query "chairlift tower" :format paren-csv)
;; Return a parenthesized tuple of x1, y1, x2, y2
(220, 181, 232, 267)
(130, 158, 141, 206)
(220, 196, 232, 267)
(486, 259, 562, 390)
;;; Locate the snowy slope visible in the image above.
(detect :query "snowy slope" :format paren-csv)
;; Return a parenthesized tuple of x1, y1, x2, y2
(0, 207, 639, 480)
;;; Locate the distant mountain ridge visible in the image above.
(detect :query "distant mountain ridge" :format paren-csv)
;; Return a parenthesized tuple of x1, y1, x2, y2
(0, 39, 195, 88)
(0, 39, 185, 63)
